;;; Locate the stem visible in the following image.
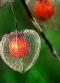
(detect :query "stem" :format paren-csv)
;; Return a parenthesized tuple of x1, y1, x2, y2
(8, 0, 18, 30)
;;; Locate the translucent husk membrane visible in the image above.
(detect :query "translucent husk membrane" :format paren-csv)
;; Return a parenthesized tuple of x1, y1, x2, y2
(0, 0, 14, 7)
(0, 30, 41, 73)
(26, 0, 60, 29)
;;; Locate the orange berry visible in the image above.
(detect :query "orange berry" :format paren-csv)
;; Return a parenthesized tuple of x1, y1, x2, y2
(8, 38, 29, 58)
(34, 0, 55, 20)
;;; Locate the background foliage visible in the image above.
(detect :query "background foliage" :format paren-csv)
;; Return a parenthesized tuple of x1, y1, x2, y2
(0, 0, 60, 83)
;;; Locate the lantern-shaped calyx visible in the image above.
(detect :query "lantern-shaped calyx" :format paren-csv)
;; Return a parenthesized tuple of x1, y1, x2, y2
(0, 30, 41, 73)
(0, 0, 14, 7)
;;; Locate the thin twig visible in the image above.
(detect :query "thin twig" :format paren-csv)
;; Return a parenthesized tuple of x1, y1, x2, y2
(8, 0, 18, 30)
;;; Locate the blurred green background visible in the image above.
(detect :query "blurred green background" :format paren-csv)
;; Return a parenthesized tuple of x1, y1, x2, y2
(0, 0, 60, 83)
